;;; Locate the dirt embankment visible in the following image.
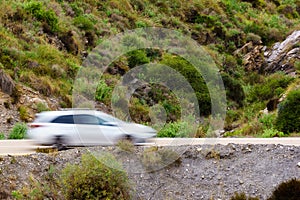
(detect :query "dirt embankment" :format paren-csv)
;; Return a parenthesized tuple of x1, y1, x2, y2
(0, 144, 299, 199)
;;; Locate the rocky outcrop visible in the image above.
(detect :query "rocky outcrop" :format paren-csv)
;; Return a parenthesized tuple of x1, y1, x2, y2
(264, 30, 300, 74)
(0, 69, 16, 96)
(238, 30, 300, 75)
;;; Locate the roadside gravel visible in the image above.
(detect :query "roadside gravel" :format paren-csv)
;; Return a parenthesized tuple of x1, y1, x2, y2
(0, 144, 299, 199)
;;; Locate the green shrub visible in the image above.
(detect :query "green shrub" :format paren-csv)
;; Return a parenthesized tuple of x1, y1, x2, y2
(268, 178, 300, 200)
(157, 120, 196, 137)
(127, 50, 150, 68)
(276, 89, 300, 133)
(73, 15, 95, 31)
(24, 1, 59, 32)
(8, 123, 27, 139)
(247, 73, 293, 103)
(117, 139, 135, 152)
(19, 105, 30, 122)
(230, 192, 259, 200)
(259, 113, 276, 130)
(141, 147, 181, 171)
(261, 128, 284, 138)
(0, 133, 5, 140)
(160, 54, 211, 115)
(95, 80, 112, 103)
(36, 102, 50, 112)
(221, 73, 245, 107)
(60, 153, 131, 200)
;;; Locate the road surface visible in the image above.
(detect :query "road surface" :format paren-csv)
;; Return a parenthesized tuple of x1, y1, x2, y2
(0, 138, 300, 155)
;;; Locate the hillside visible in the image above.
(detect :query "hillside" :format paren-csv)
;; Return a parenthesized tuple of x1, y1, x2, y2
(0, 0, 300, 137)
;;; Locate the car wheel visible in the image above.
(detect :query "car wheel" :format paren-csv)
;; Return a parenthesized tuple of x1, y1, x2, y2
(53, 135, 67, 151)
(119, 134, 134, 144)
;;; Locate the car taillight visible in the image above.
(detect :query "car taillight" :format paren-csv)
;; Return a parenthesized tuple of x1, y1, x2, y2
(29, 124, 43, 128)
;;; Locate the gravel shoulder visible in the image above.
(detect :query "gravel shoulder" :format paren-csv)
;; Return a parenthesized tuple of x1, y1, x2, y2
(0, 144, 299, 199)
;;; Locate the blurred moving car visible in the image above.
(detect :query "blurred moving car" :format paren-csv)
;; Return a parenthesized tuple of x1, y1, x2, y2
(27, 109, 156, 149)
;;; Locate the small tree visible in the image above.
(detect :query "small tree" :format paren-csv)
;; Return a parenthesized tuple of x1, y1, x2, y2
(276, 89, 300, 133)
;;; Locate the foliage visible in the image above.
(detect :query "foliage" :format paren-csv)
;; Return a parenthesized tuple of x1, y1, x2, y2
(36, 102, 50, 112)
(127, 50, 150, 68)
(268, 178, 300, 200)
(230, 192, 259, 200)
(160, 54, 211, 116)
(221, 73, 245, 107)
(24, 1, 59, 32)
(261, 128, 285, 138)
(60, 153, 131, 200)
(0, 133, 5, 140)
(276, 89, 300, 133)
(18, 105, 30, 122)
(95, 80, 112, 103)
(247, 73, 294, 103)
(157, 120, 196, 137)
(8, 123, 27, 139)
(73, 15, 95, 31)
(141, 147, 181, 171)
(117, 139, 135, 152)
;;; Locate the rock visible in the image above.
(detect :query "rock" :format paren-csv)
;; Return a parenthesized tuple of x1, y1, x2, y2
(297, 162, 300, 167)
(0, 69, 16, 96)
(237, 30, 300, 75)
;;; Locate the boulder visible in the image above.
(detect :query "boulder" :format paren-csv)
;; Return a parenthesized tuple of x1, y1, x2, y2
(0, 69, 16, 96)
(238, 30, 300, 75)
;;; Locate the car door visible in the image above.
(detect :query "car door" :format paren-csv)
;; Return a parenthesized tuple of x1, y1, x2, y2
(73, 114, 121, 145)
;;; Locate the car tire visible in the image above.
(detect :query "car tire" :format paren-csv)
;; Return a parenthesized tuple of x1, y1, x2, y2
(53, 135, 67, 151)
(119, 134, 134, 143)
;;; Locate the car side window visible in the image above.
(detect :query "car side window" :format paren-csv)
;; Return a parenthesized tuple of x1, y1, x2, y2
(52, 115, 74, 124)
(73, 115, 101, 125)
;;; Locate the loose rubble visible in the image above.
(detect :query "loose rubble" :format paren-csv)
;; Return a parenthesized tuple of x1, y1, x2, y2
(0, 144, 299, 199)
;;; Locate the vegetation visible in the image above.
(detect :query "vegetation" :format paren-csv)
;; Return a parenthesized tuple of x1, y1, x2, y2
(268, 178, 300, 200)
(230, 192, 259, 200)
(60, 153, 131, 200)
(12, 153, 132, 200)
(141, 147, 182, 171)
(0, 0, 299, 136)
(276, 89, 300, 133)
(0, 133, 5, 140)
(8, 123, 27, 139)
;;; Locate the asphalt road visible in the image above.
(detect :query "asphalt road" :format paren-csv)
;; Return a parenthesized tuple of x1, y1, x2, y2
(0, 137, 300, 155)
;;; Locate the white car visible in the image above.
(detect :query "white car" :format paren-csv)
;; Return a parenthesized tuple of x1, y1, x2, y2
(27, 109, 156, 149)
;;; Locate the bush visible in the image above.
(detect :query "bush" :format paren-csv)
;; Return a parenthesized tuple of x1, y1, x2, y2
(276, 89, 300, 133)
(160, 54, 211, 115)
(24, 1, 59, 32)
(19, 106, 30, 122)
(73, 15, 95, 31)
(157, 121, 196, 137)
(230, 192, 259, 200)
(95, 80, 112, 103)
(127, 50, 150, 68)
(141, 147, 181, 171)
(221, 73, 245, 107)
(268, 178, 300, 200)
(261, 128, 284, 138)
(60, 153, 131, 200)
(8, 123, 27, 139)
(36, 102, 50, 112)
(247, 73, 293, 103)
(0, 133, 5, 140)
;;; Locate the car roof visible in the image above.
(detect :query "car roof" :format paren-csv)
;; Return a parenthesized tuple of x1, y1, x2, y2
(34, 109, 122, 123)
